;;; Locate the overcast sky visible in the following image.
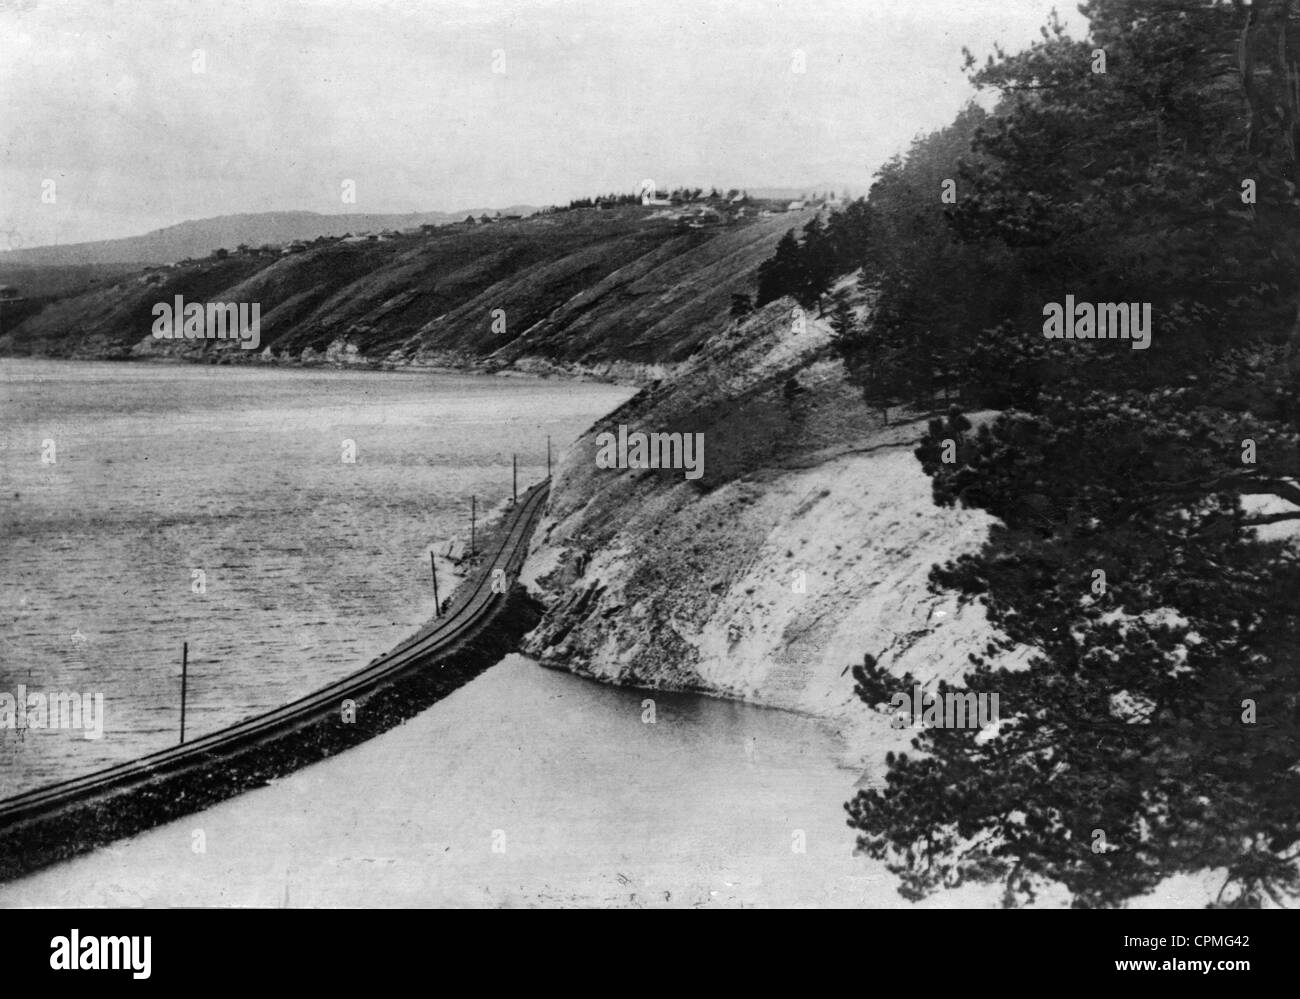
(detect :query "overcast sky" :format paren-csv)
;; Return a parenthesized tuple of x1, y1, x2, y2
(1, 0, 1083, 247)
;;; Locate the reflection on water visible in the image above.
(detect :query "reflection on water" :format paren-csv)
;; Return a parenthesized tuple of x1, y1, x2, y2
(0, 359, 632, 795)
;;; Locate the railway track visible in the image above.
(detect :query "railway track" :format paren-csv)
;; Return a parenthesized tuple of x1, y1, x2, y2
(0, 480, 550, 835)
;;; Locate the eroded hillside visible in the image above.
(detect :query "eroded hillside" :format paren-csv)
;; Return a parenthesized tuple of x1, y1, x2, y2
(1, 207, 814, 380)
(520, 293, 1033, 736)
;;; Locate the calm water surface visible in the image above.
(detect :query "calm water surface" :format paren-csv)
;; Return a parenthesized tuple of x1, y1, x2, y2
(0, 359, 632, 795)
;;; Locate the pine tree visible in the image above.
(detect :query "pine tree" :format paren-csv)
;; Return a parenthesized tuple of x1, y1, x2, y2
(799, 215, 835, 313)
(828, 289, 855, 340)
(845, 0, 1300, 908)
(756, 231, 806, 306)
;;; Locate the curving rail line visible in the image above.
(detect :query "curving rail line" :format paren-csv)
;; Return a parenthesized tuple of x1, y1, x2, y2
(0, 480, 550, 831)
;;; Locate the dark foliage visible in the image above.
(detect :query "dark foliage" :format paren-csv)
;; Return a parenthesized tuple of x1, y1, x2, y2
(841, 0, 1300, 908)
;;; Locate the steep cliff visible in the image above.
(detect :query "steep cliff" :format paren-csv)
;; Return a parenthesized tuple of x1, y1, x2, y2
(520, 294, 1033, 736)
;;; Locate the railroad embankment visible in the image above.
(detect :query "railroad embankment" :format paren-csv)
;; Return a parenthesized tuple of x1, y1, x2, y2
(0, 489, 545, 882)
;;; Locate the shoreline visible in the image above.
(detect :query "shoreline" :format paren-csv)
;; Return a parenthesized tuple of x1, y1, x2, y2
(0, 485, 549, 884)
(0, 351, 658, 389)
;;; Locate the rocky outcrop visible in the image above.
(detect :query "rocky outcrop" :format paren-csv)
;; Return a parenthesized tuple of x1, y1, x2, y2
(520, 293, 1033, 727)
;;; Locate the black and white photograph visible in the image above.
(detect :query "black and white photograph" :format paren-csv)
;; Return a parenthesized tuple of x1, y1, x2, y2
(0, 0, 1293, 944)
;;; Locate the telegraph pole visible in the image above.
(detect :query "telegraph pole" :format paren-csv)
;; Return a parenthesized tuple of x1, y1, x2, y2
(470, 495, 476, 556)
(512, 453, 517, 505)
(179, 641, 189, 745)
(547, 435, 551, 478)
(430, 551, 440, 615)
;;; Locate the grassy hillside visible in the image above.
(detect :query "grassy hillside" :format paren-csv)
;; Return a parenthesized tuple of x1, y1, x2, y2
(0, 262, 146, 300)
(0, 209, 537, 267)
(1, 205, 815, 374)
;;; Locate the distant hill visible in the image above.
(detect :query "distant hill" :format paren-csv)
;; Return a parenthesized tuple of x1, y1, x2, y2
(0, 204, 815, 373)
(0, 208, 540, 266)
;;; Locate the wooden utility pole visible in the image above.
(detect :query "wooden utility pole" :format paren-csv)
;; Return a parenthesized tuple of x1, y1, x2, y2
(547, 435, 551, 478)
(430, 551, 440, 615)
(512, 453, 517, 505)
(16, 668, 30, 740)
(471, 495, 476, 556)
(179, 641, 189, 745)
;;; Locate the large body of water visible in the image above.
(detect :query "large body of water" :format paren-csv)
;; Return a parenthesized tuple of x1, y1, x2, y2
(0, 359, 945, 908)
(0, 359, 632, 795)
